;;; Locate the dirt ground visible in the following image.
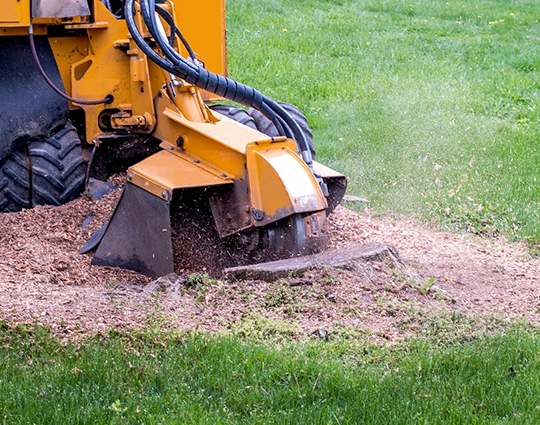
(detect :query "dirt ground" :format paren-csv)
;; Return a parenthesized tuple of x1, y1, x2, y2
(0, 188, 538, 342)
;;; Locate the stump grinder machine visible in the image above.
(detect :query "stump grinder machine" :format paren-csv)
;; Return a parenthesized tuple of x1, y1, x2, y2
(0, 0, 346, 277)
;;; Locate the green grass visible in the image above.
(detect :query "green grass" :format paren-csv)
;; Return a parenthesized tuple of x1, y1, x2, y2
(2, 323, 540, 424)
(2, 1, 540, 423)
(226, 0, 540, 247)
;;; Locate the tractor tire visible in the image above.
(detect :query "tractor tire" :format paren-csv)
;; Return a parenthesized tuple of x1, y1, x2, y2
(247, 102, 316, 158)
(209, 104, 258, 130)
(29, 122, 86, 207)
(0, 150, 31, 212)
(0, 122, 86, 212)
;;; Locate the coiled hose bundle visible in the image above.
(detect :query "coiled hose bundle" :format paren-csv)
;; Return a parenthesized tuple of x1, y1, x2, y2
(123, 0, 315, 168)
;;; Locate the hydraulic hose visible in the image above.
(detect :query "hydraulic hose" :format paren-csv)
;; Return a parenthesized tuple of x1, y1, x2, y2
(124, 0, 314, 167)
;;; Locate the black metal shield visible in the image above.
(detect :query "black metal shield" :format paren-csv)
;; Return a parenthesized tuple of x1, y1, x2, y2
(90, 182, 174, 277)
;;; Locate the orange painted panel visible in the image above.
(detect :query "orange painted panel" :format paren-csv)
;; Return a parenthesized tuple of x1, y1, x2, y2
(0, 0, 30, 26)
(174, 0, 227, 76)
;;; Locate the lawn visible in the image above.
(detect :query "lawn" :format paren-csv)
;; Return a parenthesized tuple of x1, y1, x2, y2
(2, 324, 540, 424)
(2, 0, 540, 423)
(227, 0, 540, 247)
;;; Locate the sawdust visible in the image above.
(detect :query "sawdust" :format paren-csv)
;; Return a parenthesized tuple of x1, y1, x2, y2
(0, 187, 539, 342)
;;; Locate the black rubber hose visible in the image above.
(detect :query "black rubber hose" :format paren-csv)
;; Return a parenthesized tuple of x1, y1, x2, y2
(147, 0, 312, 163)
(138, 0, 265, 108)
(134, 0, 265, 110)
(136, 0, 310, 163)
(125, 0, 314, 166)
(29, 26, 113, 106)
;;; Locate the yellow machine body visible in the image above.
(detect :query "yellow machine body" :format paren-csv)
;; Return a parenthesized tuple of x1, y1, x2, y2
(0, 0, 346, 277)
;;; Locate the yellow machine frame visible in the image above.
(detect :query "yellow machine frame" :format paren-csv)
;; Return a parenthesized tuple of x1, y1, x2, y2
(0, 0, 346, 276)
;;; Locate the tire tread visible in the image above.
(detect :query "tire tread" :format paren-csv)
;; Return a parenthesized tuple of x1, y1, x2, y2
(0, 151, 31, 211)
(29, 122, 86, 207)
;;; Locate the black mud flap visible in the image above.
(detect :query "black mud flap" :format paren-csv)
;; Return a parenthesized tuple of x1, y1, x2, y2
(0, 36, 68, 159)
(324, 175, 347, 214)
(311, 162, 347, 215)
(89, 183, 174, 277)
